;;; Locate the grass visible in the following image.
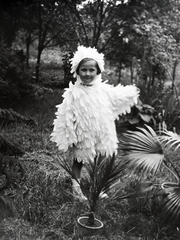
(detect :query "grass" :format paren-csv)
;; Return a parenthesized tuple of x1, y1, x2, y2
(0, 64, 180, 240)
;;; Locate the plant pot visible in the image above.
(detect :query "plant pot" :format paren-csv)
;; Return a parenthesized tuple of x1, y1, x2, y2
(77, 216, 104, 237)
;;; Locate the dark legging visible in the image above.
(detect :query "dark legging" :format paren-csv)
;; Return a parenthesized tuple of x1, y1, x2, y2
(72, 159, 83, 180)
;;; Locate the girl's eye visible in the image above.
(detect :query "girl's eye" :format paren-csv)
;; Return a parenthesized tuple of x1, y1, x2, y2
(80, 68, 96, 72)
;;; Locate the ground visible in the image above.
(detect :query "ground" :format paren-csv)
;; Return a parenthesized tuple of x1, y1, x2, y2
(0, 50, 180, 240)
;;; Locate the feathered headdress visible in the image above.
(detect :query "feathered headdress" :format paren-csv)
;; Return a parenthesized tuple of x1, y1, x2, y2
(70, 45, 104, 78)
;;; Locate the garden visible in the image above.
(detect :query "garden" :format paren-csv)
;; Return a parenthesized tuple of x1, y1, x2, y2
(1, 0, 180, 239)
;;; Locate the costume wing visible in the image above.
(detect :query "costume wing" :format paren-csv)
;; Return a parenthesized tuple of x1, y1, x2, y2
(50, 87, 77, 151)
(105, 83, 139, 119)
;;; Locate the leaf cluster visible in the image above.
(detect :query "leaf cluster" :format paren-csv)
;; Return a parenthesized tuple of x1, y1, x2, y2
(0, 108, 36, 190)
(120, 124, 180, 222)
(0, 45, 31, 102)
(52, 153, 135, 216)
(118, 99, 156, 128)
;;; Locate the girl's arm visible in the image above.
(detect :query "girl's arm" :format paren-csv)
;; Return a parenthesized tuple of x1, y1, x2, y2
(105, 83, 140, 120)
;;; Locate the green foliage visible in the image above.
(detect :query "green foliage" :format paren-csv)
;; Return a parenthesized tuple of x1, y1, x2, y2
(0, 107, 36, 157)
(0, 108, 36, 191)
(62, 51, 75, 87)
(0, 108, 35, 128)
(12, 152, 72, 223)
(0, 44, 56, 105)
(0, 45, 31, 102)
(118, 100, 156, 128)
(153, 88, 180, 132)
(0, 80, 179, 239)
(120, 124, 180, 223)
(0, 136, 24, 157)
(51, 152, 146, 229)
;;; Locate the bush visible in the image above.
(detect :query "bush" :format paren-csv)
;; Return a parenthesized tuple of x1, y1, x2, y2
(0, 45, 30, 102)
(0, 45, 51, 106)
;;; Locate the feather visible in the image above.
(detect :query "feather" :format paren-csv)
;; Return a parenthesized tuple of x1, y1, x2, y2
(51, 80, 138, 163)
(104, 83, 140, 119)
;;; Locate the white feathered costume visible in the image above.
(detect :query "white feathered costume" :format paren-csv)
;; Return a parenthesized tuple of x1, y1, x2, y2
(51, 46, 139, 163)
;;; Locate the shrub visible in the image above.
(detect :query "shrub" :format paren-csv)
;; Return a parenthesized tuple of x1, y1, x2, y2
(120, 124, 180, 223)
(0, 108, 36, 191)
(0, 45, 29, 102)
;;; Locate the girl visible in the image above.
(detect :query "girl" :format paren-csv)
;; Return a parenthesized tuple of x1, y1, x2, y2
(51, 45, 139, 200)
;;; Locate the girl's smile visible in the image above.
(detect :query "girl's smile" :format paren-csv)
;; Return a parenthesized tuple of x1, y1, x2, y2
(78, 60, 98, 84)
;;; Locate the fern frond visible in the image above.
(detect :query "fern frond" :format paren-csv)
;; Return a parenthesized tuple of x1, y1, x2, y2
(0, 135, 24, 156)
(0, 108, 36, 128)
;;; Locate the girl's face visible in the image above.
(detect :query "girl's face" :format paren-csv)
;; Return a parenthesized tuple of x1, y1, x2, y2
(78, 60, 98, 84)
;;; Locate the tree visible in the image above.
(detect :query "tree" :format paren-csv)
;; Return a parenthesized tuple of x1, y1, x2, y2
(0, 0, 76, 81)
(62, 0, 130, 52)
(0, 0, 24, 46)
(105, 0, 178, 104)
(28, 0, 77, 82)
(160, 0, 180, 87)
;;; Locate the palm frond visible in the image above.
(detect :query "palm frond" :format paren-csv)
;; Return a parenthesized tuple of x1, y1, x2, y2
(161, 187, 180, 222)
(120, 125, 164, 175)
(158, 129, 180, 150)
(83, 154, 128, 209)
(106, 181, 155, 203)
(49, 154, 76, 180)
(50, 154, 128, 211)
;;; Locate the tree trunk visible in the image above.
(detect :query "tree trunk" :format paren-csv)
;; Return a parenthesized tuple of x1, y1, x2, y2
(118, 63, 122, 84)
(25, 33, 31, 69)
(35, 47, 43, 82)
(172, 59, 178, 90)
(130, 62, 134, 84)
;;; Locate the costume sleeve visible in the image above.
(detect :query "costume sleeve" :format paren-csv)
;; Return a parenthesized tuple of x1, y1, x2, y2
(106, 83, 140, 120)
(50, 86, 77, 152)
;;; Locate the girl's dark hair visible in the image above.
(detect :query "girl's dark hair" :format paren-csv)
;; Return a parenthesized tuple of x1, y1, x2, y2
(76, 58, 101, 75)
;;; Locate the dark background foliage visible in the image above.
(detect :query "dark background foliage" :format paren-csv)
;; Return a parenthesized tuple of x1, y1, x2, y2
(0, 0, 180, 239)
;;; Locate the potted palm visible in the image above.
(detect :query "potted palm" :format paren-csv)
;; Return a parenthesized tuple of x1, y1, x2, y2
(51, 153, 132, 237)
(120, 124, 180, 222)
